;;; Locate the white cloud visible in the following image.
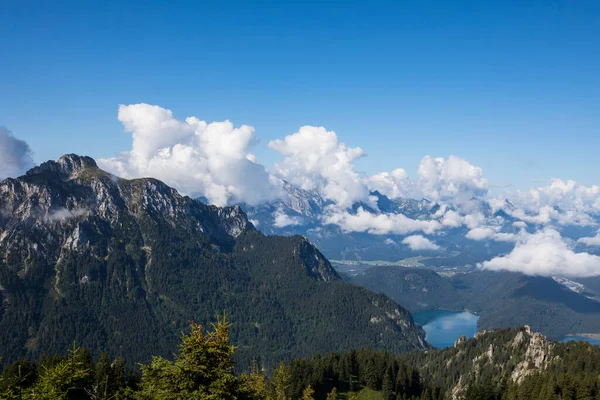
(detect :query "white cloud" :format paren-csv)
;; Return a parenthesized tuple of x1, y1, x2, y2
(0, 128, 35, 180)
(479, 228, 600, 277)
(369, 168, 411, 199)
(402, 235, 440, 251)
(503, 205, 596, 227)
(578, 231, 600, 247)
(269, 126, 372, 209)
(463, 212, 487, 229)
(90, 103, 600, 246)
(440, 210, 464, 228)
(417, 155, 488, 203)
(322, 207, 442, 235)
(273, 210, 302, 228)
(466, 227, 498, 241)
(99, 104, 282, 206)
(500, 179, 600, 226)
(525, 179, 600, 212)
(45, 208, 87, 222)
(466, 227, 519, 242)
(439, 210, 487, 230)
(368, 155, 489, 207)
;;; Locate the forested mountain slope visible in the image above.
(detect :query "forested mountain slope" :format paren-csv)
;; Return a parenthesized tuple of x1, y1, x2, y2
(0, 155, 426, 369)
(352, 266, 600, 339)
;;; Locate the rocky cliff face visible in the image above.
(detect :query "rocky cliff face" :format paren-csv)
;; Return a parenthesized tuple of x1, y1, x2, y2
(1, 154, 253, 257)
(0, 155, 426, 368)
(407, 326, 555, 400)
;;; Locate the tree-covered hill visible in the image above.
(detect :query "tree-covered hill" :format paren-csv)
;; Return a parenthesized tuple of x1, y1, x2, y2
(4, 321, 600, 400)
(0, 155, 426, 369)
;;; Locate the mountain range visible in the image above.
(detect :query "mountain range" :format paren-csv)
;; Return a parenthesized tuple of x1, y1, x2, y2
(237, 182, 600, 265)
(0, 154, 426, 368)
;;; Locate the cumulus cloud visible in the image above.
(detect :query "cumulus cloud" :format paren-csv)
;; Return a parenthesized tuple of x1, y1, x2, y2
(498, 179, 600, 226)
(273, 210, 302, 228)
(466, 226, 519, 242)
(269, 126, 372, 209)
(368, 155, 489, 207)
(417, 155, 488, 203)
(513, 221, 527, 229)
(99, 104, 282, 206)
(0, 128, 35, 180)
(92, 103, 600, 248)
(521, 179, 600, 212)
(440, 210, 464, 228)
(322, 207, 442, 235)
(401, 235, 440, 251)
(501, 205, 596, 227)
(578, 231, 600, 247)
(439, 210, 487, 230)
(479, 228, 600, 277)
(369, 168, 412, 199)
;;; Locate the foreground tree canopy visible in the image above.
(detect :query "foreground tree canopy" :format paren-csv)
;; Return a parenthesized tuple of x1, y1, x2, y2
(2, 319, 600, 400)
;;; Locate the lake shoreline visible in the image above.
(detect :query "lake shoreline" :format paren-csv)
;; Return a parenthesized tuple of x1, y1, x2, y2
(413, 309, 480, 349)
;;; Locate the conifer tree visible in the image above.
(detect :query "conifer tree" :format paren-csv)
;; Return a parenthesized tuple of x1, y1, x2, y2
(301, 384, 315, 400)
(241, 360, 270, 400)
(325, 387, 337, 400)
(382, 364, 395, 400)
(136, 315, 242, 399)
(29, 344, 91, 400)
(272, 362, 291, 400)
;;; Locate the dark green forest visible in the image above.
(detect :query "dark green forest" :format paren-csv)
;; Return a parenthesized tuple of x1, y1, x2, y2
(3, 321, 600, 400)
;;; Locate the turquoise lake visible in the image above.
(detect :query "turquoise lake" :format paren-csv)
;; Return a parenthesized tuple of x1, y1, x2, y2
(413, 309, 479, 348)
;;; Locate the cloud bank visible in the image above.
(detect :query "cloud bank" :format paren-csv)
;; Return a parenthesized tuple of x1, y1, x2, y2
(322, 207, 442, 235)
(479, 228, 600, 277)
(94, 103, 600, 277)
(0, 102, 584, 279)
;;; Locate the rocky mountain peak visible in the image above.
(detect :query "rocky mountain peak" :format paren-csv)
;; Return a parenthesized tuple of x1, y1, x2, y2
(0, 155, 427, 368)
(1, 154, 256, 262)
(421, 327, 555, 399)
(26, 153, 99, 180)
(57, 154, 98, 171)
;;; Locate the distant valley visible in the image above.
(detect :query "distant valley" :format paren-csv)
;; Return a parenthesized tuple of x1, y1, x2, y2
(233, 182, 600, 343)
(347, 264, 600, 341)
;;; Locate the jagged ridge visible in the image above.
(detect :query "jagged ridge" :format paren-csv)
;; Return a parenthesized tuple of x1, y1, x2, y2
(0, 155, 426, 368)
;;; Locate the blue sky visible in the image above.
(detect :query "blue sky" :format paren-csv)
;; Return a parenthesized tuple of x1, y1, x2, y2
(1, 0, 599, 189)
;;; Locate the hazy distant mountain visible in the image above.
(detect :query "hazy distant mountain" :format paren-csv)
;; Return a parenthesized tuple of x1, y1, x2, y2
(0, 155, 427, 367)
(237, 183, 519, 263)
